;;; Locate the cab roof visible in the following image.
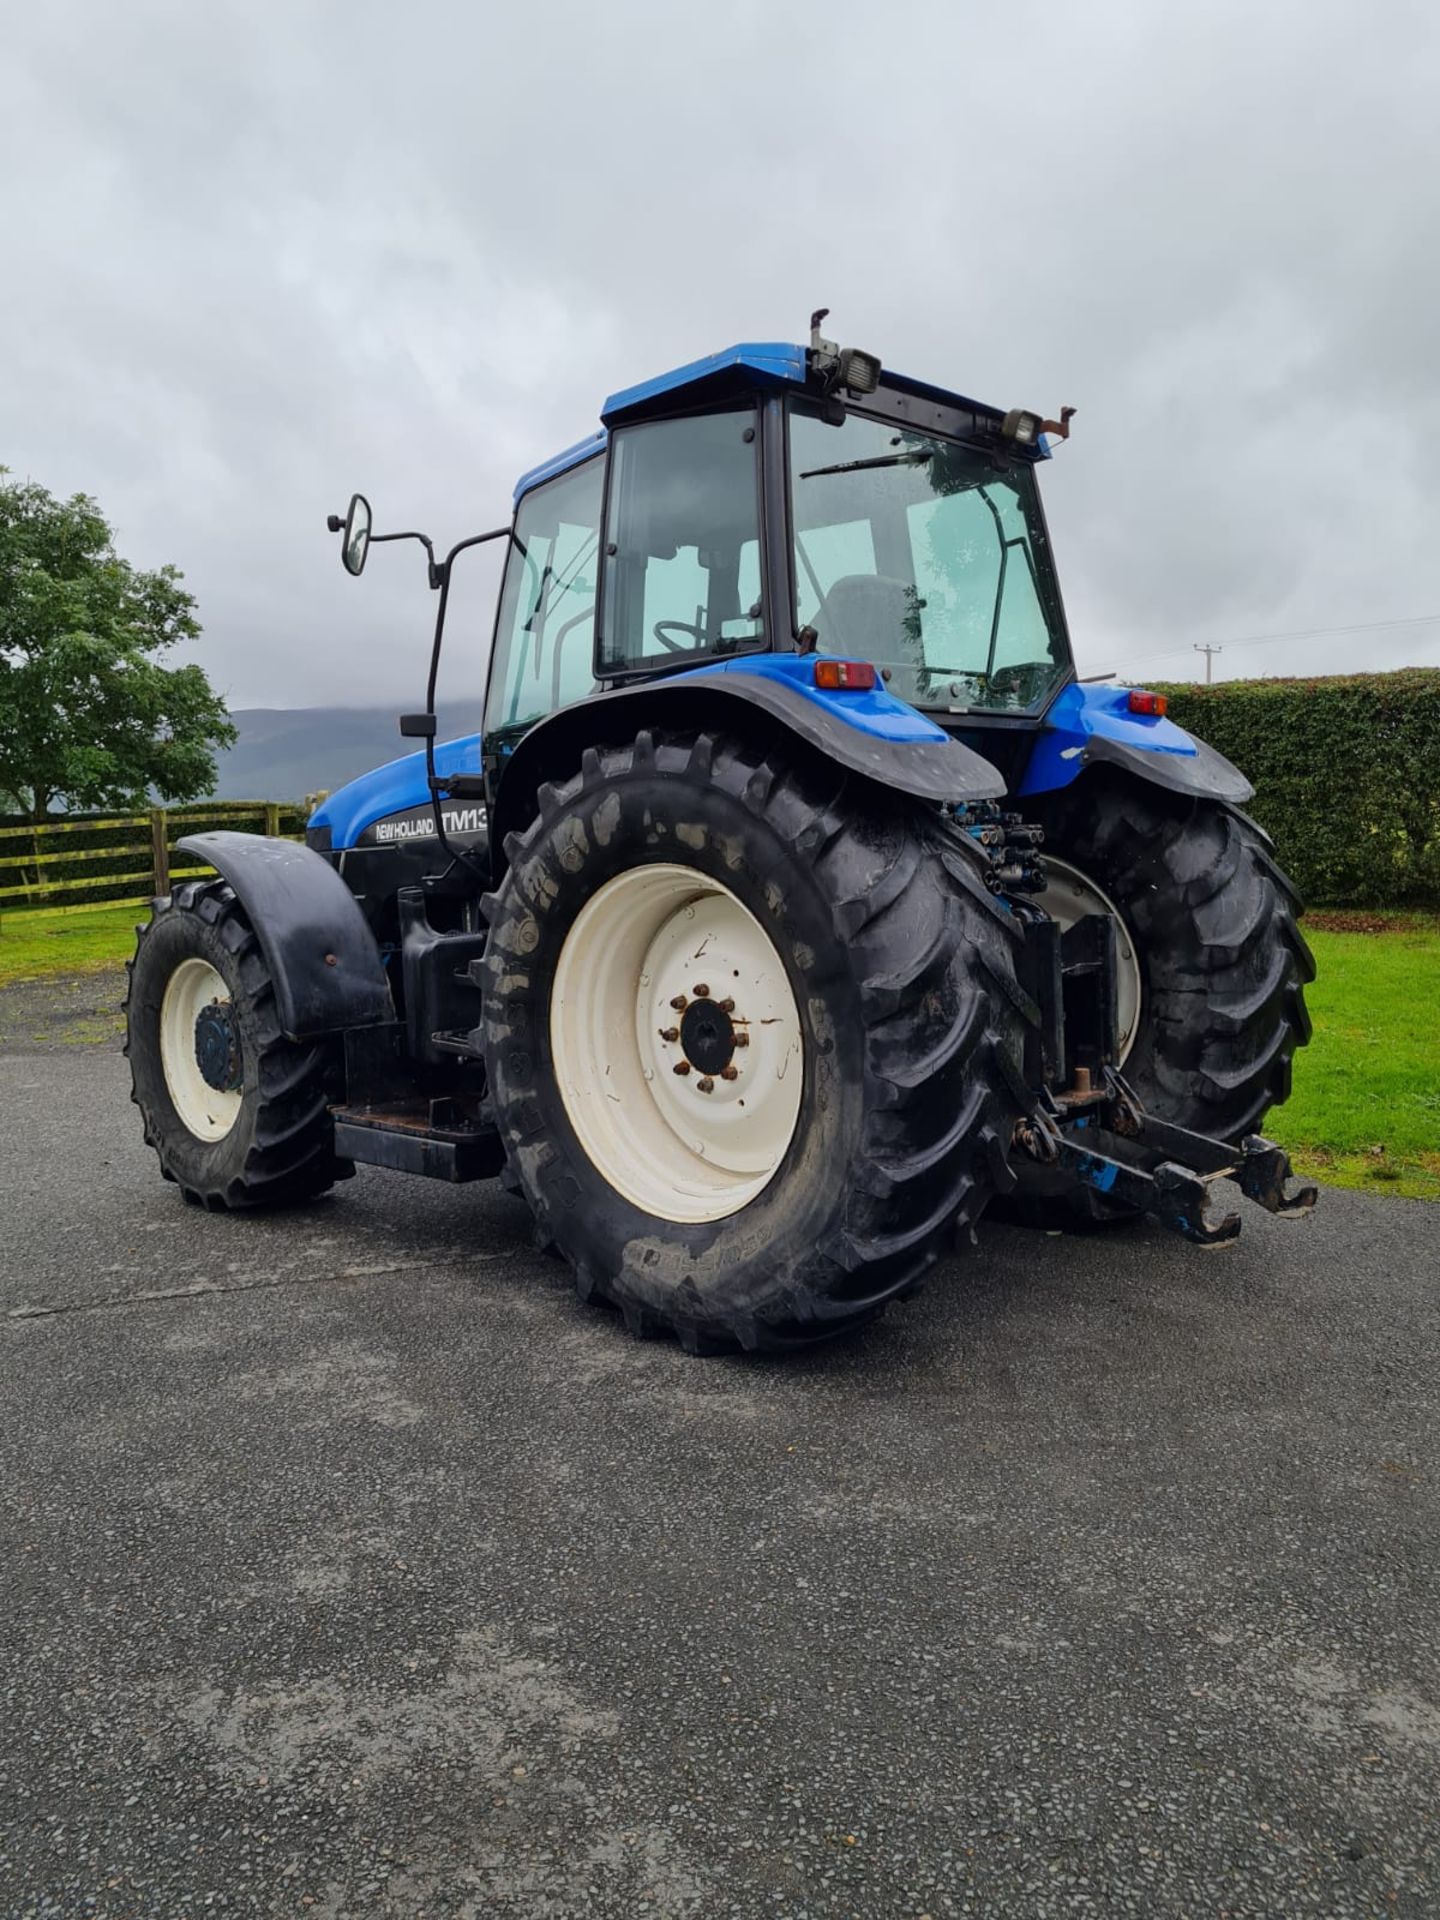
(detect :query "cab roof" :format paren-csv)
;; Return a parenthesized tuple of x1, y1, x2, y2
(512, 340, 1023, 503)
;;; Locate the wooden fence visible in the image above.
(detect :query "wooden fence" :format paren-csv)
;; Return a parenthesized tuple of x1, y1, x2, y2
(0, 800, 316, 922)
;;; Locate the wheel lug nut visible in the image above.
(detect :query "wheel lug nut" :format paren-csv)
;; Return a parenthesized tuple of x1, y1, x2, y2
(733, 1031, 750, 1048)
(720, 1065, 739, 1081)
(692, 983, 710, 998)
(669, 995, 687, 1011)
(718, 998, 735, 1013)
(673, 1061, 691, 1076)
(659, 1027, 679, 1042)
(696, 1076, 715, 1093)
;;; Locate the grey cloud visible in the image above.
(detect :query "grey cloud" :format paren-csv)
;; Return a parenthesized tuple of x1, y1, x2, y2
(4, 0, 1438, 708)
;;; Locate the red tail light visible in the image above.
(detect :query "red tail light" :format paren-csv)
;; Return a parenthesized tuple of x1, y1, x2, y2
(1127, 689, 1168, 716)
(813, 659, 877, 692)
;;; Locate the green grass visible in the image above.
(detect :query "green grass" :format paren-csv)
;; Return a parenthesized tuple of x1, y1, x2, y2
(1267, 925, 1440, 1201)
(1, 903, 1436, 1201)
(0, 904, 144, 987)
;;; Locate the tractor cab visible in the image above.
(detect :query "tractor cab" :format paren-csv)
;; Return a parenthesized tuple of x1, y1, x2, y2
(482, 322, 1076, 775)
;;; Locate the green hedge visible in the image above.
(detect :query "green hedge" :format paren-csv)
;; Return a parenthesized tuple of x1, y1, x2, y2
(1154, 669, 1440, 908)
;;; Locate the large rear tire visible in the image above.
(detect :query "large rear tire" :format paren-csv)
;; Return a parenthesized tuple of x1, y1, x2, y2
(125, 881, 351, 1210)
(1010, 770, 1314, 1228)
(480, 730, 1032, 1352)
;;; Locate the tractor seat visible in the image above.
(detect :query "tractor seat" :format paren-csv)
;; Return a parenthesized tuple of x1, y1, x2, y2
(814, 573, 921, 666)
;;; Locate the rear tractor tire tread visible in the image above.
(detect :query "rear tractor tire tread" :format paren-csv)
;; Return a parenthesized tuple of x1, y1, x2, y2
(482, 729, 1036, 1354)
(1006, 770, 1314, 1230)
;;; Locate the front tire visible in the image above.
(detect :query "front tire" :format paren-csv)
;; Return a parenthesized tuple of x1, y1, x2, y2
(125, 881, 351, 1210)
(480, 730, 1031, 1352)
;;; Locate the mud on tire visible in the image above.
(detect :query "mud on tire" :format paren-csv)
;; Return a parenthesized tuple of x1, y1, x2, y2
(480, 729, 1034, 1353)
(125, 880, 351, 1210)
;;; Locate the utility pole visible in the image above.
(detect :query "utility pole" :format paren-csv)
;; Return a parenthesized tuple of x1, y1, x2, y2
(1194, 642, 1222, 684)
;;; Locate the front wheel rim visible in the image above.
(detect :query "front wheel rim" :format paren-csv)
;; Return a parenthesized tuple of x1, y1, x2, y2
(159, 957, 244, 1141)
(1035, 855, 1144, 1065)
(549, 863, 804, 1225)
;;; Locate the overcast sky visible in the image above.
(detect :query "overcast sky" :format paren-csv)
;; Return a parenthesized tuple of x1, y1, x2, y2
(6, 0, 1439, 710)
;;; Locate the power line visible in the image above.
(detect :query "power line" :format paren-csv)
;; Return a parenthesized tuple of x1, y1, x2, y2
(1120, 610, 1440, 672)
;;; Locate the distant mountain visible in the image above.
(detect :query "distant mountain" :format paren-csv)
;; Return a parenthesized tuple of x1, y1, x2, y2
(210, 706, 478, 802)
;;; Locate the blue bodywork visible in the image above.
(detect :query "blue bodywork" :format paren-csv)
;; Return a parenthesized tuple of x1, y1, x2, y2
(676, 655, 951, 743)
(512, 431, 605, 504)
(603, 337, 1026, 442)
(313, 673, 1203, 847)
(513, 343, 806, 503)
(310, 658, 955, 849)
(513, 339, 1047, 503)
(604, 341, 808, 423)
(1070, 1146, 1121, 1195)
(1015, 683, 1200, 797)
(310, 733, 482, 851)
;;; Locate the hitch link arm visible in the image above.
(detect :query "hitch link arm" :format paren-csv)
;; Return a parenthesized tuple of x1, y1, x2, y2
(1109, 1101, 1319, 1219)
(1015, 1070, 1318, 1244)
(1046, 1130, 1243, 1245)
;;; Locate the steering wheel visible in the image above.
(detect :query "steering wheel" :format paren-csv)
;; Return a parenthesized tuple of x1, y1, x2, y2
(985, 664, 1036, 694)
(652, 620, 706, 653)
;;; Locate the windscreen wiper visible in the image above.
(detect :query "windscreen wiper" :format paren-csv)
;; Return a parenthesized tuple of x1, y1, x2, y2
(798, 450, 934, 480)
(522, 532, 598, 634)
(522, 563, 553, 633)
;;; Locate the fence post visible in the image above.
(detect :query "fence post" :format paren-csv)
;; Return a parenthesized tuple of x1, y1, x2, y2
(150, 808, 170, 897)
(264, 802, 281, 839)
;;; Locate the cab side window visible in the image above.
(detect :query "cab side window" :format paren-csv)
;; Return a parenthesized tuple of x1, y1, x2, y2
(485, 457, 604, 740)
(598, 409, 763, 674)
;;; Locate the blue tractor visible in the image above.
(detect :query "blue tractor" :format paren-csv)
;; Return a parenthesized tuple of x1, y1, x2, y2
(124, 317, 1316, 1352)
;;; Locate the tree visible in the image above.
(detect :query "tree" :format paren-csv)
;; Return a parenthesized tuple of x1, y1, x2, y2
(0, 470, 236, 820)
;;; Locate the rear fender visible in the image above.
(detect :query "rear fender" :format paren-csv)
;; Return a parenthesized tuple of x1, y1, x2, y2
(491, 657, 1006, 866)
(1017, 682, 1254, 804)
(176, 831, 395, 1040)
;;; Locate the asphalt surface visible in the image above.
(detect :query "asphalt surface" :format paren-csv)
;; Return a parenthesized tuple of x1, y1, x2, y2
(2, 1036, 1438, 1919)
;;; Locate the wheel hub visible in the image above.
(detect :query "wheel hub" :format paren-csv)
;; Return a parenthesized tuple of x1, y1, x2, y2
(679, 995, 736, 1076)
(159, 956, 244, 1141)
(549, 863, 804, 1224)
(193, 1000, 242, 1093)
(1035, 854, 1143, 1065)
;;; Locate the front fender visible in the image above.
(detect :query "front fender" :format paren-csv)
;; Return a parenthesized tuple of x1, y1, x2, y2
(491, 656, 1005, 862)
(177, 831, 394, 1039)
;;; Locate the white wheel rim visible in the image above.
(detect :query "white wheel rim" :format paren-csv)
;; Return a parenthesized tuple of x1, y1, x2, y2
(159, 957, 243, 1141)
(549, 863, 804, 1225)
(1035, 856, 1144, 1065)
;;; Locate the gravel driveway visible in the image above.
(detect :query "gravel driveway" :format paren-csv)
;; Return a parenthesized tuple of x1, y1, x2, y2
(2, 996, 1437, 1917)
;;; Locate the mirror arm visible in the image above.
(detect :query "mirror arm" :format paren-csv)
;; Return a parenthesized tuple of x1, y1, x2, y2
(418, 525, 525, 883)
(368, 528, 439, 583)
(363, 524, 528, 592)
(433, 524, 526, 586)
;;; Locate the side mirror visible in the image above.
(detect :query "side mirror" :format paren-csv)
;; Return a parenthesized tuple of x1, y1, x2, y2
(337, 492, 372, 576)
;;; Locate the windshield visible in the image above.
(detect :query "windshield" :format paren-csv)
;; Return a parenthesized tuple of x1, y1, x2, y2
(485, 456, 603, 743)
(788, 404, 1071, 712)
